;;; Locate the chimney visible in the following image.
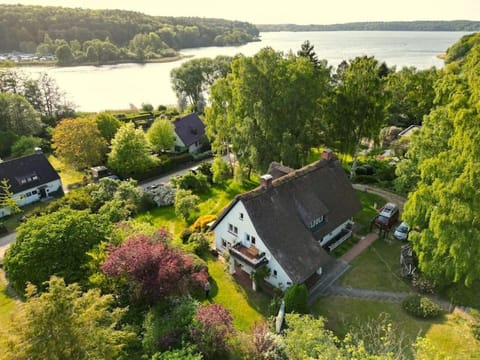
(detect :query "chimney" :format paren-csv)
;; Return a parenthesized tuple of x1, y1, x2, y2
(321, 148, 334, 161)
(34, 147, 43, 155)
(260, 174, 273, 189)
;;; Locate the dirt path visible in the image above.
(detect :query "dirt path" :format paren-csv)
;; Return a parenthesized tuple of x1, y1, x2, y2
(353, 184, 407, 211)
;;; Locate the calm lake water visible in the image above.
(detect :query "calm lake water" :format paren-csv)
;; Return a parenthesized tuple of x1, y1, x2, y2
(21, 31, 469, 112)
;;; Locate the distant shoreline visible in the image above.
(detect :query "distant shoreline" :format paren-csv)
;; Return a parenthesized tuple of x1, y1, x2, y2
(257, 21, 480, 33)
(8, 54, 193, 69)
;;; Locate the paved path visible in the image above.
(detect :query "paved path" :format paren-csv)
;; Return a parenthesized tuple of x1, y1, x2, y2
(0, 232, 15, 260)
(326, 285, 410, 302)
(340, 232, 379, 263)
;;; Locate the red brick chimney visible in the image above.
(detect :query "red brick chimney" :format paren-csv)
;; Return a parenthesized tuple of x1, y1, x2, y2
(321, 148, 334, 161)
(260, 174, 273, 189)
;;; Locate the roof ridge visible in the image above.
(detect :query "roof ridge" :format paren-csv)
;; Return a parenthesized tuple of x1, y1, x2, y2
(239, 159, 330, 201)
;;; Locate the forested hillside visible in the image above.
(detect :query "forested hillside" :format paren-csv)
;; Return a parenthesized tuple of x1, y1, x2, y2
(258, 20, 480, 32)
(0, 4, 259, 63)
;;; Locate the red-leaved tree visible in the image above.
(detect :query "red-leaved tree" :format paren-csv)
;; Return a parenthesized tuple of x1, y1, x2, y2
(191, 303, 235, 359)
(101, 230, 208, 304)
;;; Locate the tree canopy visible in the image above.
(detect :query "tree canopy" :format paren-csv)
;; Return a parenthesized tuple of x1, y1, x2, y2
(0, 92, 41, 136)
(108, 122, 158, 178)
(3, 208, 110, 294)
(0, 4, 258, 64)
(146, 118, 176, 152)
(206, 46, 331, 172)
(0, 276, 134, 360)
(52, 117, 108, 169)
(402, 40, 480, 287)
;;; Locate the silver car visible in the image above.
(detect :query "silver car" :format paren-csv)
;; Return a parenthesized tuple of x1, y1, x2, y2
(394, 222, 409, 241)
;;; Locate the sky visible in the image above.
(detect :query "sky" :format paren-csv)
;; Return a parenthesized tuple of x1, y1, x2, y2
(1, 0, 479, 24)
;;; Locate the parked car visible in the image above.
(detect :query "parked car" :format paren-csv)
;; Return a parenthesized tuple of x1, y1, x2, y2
(374, 202, 400, 229)
(394, 222, 409, 241)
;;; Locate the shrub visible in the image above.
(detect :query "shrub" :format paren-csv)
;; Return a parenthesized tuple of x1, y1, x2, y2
(353, 175, 379, 184)
(171, 172, 209, 194)
(212, 157, 231, 184)
(411, 274, 435, 294)
(402, 295, 441, 319)
(148, 184, 176, 207)
(355, 164, 375, 175)
(284, 284, 308, 314)
(190, 214, 217, 233)
(184, 232, 210, 256)
(181, 228, 193, 243)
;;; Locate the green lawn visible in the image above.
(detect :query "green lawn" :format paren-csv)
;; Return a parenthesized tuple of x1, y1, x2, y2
(138, 179, 258, 243)
(341, 238, 411, 292)
(47, 154, 86, 187)
(137, 178, 270, 332)
(312, 296, 480, 359)
(206, 256, 270, 332)
(353, 190, 385, 235)
(0, 271, 17, 326)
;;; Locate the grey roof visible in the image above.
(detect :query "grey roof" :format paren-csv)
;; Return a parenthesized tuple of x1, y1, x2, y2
(173, 113, 205, 146)
(212, 158, 362, 284)
(0, 153, 60, 194)
(267, 162, 294, 179)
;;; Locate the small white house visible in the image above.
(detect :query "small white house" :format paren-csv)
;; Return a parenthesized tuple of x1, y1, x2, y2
(173, 113, 206, 154)
(0, 151, 62, 218)
(211, 150, 362, 291)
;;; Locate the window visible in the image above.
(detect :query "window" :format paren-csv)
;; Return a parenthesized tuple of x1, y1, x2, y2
(239, 212, 244, 220)
(26, 192, 31, 197)
(246, 234, 250, 242)
(32, 175, 39, 181)
(228, 223, 238, 235)
(251, 236, 256, 244)
(309, 216, 325, 229)
(273, 270, 278, 278)
(222, 239, 227, 247)
(32, 190, 37, 195)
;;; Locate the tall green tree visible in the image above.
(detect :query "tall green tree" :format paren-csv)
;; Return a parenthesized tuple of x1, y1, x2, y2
(108, 122, 158, 178)
(0, 92, 42, 136)
(146, 118, 175, 152)
(385, 66, 439, 127)
(3, 208, 110, 294)
(52, 117, 108, 169)
(171, 56, 232, 112)
(331, 56, 387, 178)
(0, 178, 21, 215)
(402, 43, 480, 287)
(0, 276, 134, 360)
(206, 48, 331, 173)
(94, 112, 123, 143)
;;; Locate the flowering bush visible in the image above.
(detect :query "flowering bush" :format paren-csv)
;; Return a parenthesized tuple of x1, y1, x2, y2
(102, 231, 208, 304)
(191, 304, 235, 359)
(402, 295, 441, 319)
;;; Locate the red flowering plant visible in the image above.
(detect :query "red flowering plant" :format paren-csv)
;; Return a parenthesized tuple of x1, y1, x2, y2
(102, 229, 208, 304)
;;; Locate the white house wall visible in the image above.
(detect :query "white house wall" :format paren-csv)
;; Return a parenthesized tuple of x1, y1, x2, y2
(0, 179, 62, 218)
(214, 200, 293, 289)
(320, 219, 351, 246)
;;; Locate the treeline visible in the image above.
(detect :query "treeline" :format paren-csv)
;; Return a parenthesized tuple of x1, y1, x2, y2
(257, 20, 480, 32)
(0, 4, 259, 64)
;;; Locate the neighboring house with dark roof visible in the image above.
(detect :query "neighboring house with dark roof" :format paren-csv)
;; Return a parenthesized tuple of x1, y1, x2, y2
(173, 113, 206, 153)
(211, 150, 362, 291)
(0, 150, 62, 218)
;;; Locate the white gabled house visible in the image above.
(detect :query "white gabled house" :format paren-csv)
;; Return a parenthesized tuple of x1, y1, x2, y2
(173, 113, 206, 154)
(0, 150, 63, 218)
(211, 150, 362, 291)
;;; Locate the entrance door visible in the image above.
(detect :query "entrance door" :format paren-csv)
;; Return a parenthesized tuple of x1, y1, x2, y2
(39, 188, 47, 198)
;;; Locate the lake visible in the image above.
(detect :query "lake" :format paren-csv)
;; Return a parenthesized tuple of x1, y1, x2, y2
(21, 31, 469, 112)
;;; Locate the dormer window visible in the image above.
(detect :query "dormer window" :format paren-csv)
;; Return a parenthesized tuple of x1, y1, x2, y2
(309, 216, 325, 229)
